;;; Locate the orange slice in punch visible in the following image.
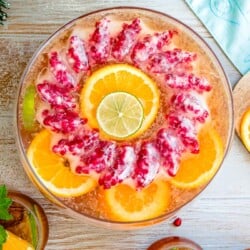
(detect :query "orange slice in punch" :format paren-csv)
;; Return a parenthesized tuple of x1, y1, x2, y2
(27, 130, 97, 197)
(103, 179, 171, 222)
(171, 125, 224, 189)
(80, 64, 159, 139)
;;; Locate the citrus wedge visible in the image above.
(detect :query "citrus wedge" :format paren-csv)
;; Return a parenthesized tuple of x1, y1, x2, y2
(22, 85, 36, 131)
(80, 64, 159, 139)
(3, 230, 34, 250)
(103, 179, 171, 222)
(27, 130, 97, 197)
(240, 107, 250, 152)
(96, 92, 144, 139)
(171, 125, 224, 189)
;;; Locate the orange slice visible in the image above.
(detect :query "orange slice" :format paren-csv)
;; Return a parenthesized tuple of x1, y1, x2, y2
(103, 179, 171, 222)
(240, 107, 250, 152)
(27, 130, 97, 197)
(80, 64, 159, 139)
(171, 125, 224, 189)
(3, 230, 34, 250)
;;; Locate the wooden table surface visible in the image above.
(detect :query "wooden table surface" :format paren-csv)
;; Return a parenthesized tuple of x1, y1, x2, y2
(0, 0, 249, 249)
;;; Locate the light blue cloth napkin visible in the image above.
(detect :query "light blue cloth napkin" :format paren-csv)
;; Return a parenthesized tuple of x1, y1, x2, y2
(185, 0, 250, 75)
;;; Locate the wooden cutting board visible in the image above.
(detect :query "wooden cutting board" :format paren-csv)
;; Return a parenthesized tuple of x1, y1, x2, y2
(233, 71, 250, 136)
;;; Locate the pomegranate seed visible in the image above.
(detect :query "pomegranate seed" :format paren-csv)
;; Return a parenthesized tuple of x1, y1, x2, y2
(173, 217, 182, 227)
(52, 139, 69, 155)
(75, 165, 89, 174)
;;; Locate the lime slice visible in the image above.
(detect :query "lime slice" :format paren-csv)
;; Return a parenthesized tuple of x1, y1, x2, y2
(96, 92, 144, 139)
(28, 210, 38, 249)
(22, 85, 36, 131)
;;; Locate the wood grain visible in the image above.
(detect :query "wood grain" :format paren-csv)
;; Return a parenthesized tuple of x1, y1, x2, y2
(233, 72, 250, 136)
(0, 1, 249, 249)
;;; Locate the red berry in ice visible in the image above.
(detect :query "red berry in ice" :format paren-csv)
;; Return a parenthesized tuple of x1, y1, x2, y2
(37, 81, 77, 109)
(165, 73, 211, 92)
(131, 31, 176, 66)
(67, 35, 90, 73)
(99, 145, 136, 189)
(89, 18, 111, 64)
(133, 142, 160, 188)
(147, 49, 196, 73)
(49, 51, 77, 90)
(112, 18, 141, 61)
(42, 109, 86, 134)
(171, 93, 209, 123)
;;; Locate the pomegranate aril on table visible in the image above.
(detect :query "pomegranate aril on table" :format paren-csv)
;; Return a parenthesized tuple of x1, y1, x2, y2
(155, 128, 182, 176)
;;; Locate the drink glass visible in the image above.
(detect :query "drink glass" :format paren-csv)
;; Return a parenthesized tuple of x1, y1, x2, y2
(1, 190, 49, 249)
(147, 236, 202, 250)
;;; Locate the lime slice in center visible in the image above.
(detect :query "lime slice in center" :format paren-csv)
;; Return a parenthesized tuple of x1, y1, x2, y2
(96, 92, 144, 140)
